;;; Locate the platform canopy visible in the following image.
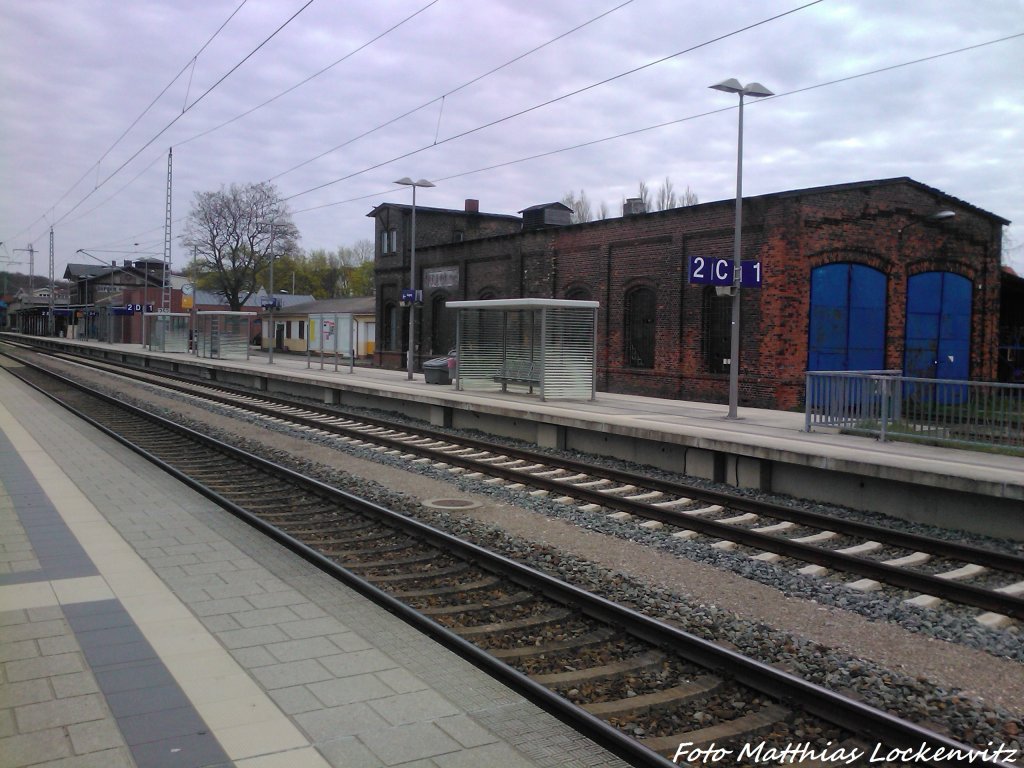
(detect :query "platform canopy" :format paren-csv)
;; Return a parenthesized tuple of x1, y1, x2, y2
(446, 298, 598, 401)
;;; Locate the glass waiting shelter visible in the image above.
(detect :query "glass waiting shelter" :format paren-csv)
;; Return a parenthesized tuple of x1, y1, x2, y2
(196, 311, 255, 360)
(144, 312, 190, 353)
(447, 298, 598, 401)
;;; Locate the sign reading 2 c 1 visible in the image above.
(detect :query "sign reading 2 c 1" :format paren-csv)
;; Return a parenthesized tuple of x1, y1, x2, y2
(688, 256, 762, 288)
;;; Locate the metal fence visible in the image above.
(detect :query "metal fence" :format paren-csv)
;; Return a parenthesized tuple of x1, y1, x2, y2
(805, 370, 1024, 451)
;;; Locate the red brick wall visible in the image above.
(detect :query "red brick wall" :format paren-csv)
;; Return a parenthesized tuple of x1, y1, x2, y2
(372, 180, 1004, 406)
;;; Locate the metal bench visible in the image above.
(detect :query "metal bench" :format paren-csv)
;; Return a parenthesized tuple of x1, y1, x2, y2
(493, 360, 540, 393)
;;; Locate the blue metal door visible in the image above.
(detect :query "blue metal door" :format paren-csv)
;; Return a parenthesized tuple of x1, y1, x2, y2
(808, 263, 886, 370)
(905, 272, 971, 379)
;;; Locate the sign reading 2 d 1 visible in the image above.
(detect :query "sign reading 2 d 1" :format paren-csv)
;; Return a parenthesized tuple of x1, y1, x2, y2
(688, 256, 762, 288)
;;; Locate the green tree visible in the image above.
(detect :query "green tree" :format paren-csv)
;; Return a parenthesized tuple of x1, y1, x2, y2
(348, 259, 374, 296)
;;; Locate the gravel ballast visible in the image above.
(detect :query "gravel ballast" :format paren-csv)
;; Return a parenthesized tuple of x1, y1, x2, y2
(33, 357, 1024, 753)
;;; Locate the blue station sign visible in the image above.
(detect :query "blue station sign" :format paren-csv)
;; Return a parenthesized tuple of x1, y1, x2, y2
(688, 256, 762, 288)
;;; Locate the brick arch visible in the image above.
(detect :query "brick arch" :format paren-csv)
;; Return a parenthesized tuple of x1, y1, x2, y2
(563, 283, 593, 302)
(806, 248, 890, 276)
(905, 258, 976, 282)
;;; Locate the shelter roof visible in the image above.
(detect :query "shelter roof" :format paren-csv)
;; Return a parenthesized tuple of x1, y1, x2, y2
(447, 298, 598, 310)
(279, 296, 375, 315)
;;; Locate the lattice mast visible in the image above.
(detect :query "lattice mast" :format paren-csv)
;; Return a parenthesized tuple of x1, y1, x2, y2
(48, 228, 54, 335)
(161, 148, 173, 311)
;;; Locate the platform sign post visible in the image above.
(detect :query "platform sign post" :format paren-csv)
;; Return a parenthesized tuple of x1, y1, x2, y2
(688, 257, 762, 288)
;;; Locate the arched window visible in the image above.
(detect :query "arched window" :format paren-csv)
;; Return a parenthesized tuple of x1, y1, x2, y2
(624, 286, 656, 368)
(808, 263, 886, 371)
(430, 293, 455, 355)
(905, 272, 971, 379)
(703, 287, 732, 373)
(383, 302, 400, 350)
(566, 286, 591, 302)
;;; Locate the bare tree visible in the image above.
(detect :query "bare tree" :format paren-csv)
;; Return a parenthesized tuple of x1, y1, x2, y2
(637, 180, 651, 212)
(646, 177, 699, 211)
(560, 189, 593, 223)
(180, 182, 299, 310)
(597, 201, 610, 220)
(655, 177, 676, 211)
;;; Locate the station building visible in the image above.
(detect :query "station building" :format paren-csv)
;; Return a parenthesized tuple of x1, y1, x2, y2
(370, 177, 1008, 410)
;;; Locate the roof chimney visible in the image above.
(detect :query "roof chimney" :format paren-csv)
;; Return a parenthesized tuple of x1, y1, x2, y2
(623, 198, 646, 216)
(465, 199, 479, 213)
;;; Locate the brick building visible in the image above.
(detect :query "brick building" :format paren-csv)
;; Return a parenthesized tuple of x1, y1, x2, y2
(371, 178, 1007, 409)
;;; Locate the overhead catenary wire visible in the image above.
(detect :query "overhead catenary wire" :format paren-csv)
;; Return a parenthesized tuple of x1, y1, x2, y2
(175, 0, 442, 149)
(15, 0, 636, 251)
(279, 0, 825, 201)
(47, 0, 317, 232)
(14, 0, 251, 246)
(267, 0, 636, 182)
(290, 31, 1024, 215)
(60, 15, 1023, 248)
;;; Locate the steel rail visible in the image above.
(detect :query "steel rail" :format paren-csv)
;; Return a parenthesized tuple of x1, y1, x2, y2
(2, 358, 1014, 768)
(27, 341, 1024, 577)
(7, 343, 1024, 620)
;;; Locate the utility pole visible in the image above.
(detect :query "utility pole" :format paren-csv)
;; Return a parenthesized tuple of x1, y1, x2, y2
(162, 148, 172, 311)
(13, 244, 35, 333)
(49, 228, 55, 336)
(14, 244, 36, 295)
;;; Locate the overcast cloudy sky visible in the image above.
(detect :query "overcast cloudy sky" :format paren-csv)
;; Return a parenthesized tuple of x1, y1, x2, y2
(2, 0, 1022, 280)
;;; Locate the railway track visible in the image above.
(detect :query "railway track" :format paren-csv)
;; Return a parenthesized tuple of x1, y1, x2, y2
(8, 342, 1024, 627)
(4, 351, 1013, 768)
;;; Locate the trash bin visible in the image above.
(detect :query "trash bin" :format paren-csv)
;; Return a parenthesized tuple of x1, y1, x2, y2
(423, 357, 452, 385)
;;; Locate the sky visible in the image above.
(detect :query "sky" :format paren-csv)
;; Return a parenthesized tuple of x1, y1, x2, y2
(2, 0, 1022, 282)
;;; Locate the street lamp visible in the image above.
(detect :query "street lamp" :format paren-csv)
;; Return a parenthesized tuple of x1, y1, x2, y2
(258, 218, 284, 365)
(394, 177, 436, 380)
(898, 210, 956, 239)
(709, 78, 773, 419)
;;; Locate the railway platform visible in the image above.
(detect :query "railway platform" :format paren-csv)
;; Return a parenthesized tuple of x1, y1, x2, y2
(0, 370, 628, 768)
(4, 333, 1023, 539)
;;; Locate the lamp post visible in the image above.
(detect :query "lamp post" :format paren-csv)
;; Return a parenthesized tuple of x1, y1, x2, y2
(394, 177, 435, 380)
(709, 78, 773, 419)
(258, 219, 284, 365)
(898, 210, 956, 240)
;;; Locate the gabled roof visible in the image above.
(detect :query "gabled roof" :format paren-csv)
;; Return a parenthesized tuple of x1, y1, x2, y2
(64, 263, 111, 279)
(750, 177, 1010, 226)
(273, 296, 375, 315)
(518, 202, 572, 214)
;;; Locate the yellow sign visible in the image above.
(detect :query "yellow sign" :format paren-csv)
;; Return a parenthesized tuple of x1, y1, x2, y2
(181, 283, 194, 309)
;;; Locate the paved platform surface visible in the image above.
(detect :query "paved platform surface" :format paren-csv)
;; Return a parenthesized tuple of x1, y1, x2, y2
(0, 369, 628, 768)
(31, 336, 1021, 496)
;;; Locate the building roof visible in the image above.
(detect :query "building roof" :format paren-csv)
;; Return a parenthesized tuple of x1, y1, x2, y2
(518, 202, 573, 214)
(273, 296, 375, 315)
(759, 177, 1011, 225)
(366, 202, 521, 222)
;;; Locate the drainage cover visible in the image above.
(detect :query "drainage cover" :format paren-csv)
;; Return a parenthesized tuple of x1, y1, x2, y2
(423, 498, 482, 510)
